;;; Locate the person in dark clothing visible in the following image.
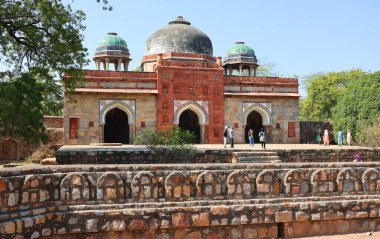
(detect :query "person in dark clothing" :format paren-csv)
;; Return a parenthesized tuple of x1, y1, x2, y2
(259, 128, 266, 149)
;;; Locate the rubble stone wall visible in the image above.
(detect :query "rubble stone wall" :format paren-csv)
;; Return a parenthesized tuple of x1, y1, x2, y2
(56, 147, 380, 164)
(0, 162, 380, 238)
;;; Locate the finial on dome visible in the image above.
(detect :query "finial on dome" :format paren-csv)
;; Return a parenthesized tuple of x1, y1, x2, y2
(169, 16, 191, 25)
(235, 41, 245, 44)
(108, 32, 117, 35)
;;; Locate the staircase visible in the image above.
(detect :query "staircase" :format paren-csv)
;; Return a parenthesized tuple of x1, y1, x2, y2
(232, 151, 281, 163)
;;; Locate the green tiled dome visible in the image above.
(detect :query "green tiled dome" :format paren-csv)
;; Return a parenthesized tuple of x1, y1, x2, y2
(224, 41, 257, 65)
(95, 33, 129, 55)
(226, 41, 255, 57)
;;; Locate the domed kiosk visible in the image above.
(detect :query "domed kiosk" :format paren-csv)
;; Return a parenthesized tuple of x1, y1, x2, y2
(223, 41, 259, 76)
(93, 32, 131, 71)
(142, 16, 215, 71)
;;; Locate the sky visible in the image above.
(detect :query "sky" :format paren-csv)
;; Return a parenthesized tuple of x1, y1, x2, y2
(67, 0, 380, 96)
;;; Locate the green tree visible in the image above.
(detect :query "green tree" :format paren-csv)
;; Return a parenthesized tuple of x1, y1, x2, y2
(0, 0, 88, 143)
(332, 71, 380, 142)
(300, 69, 365, 121)
(134, 127, 197, 162)
(0, 73, 47, 143)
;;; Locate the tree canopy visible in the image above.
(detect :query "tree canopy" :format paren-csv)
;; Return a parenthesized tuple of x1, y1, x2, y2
(301, 69, 380, 145)
(0, 0, 88, 144)
(332, 71, 380, 142)
(300, 69, 365, 121)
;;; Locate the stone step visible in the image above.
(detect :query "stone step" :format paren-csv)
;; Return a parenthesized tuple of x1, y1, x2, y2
(233, 151, 278, 157)
(238, 155, 281, 163)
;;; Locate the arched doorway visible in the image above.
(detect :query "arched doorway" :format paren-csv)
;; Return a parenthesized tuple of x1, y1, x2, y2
(245, 111, 263, 143)
(178, 109, 200, 144)
(1, 139, 17, 160)
(104, 108, 129, 144)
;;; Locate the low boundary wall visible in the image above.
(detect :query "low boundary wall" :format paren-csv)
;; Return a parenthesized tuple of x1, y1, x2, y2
(1, 162, 380, 238)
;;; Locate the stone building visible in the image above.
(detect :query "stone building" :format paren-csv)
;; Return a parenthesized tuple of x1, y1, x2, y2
(64, 16, 300, 145)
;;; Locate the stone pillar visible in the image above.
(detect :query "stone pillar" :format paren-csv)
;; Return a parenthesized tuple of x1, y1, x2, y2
(129, 123, 136, 144)
(156, 54, 163, 66)
(228, 66, 233, 75)
(102, 61, 106, 71)
(200, 124, 206, 144)
(242, 124, 247, 144)
(99, 123, 104, 143)
(216, 56, 222, 67)
(95, 61, 100, 70)
(117, 59, 122, 71)
(239, 65, 243, 75)
(249, 65, 254, 76)
(123, 62, 129, 71)
(105, 58, 110, 71)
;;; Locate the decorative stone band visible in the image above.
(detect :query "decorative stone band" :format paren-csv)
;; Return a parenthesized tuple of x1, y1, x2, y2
(0, 163, 380, 238)
(99, 99, 136, 124)
(242, 102, 272, 125)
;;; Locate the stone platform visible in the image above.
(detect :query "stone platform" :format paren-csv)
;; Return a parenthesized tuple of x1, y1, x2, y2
(56, 144, 380, 164)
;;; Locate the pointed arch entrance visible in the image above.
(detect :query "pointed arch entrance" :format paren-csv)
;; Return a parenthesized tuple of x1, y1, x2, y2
(245, 111, 263, 143)
(178, 109, 200, 144)
(104, 108, 130, 144)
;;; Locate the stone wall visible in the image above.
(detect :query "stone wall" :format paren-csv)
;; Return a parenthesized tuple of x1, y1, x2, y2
(43, 116, 64, 129)
(0, 117, 64, 161)
(56, 147, 380, 164)
(56, 147, 232, 164)
(1, 162, 380, 238)
(277, 148, 380, 162)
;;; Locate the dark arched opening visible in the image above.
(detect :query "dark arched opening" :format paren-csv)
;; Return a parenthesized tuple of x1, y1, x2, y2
(178, 109, 200, 144)
(245, 111, 263, 143)
(104, 108, 129, 144)
(1, 139, 17, 160)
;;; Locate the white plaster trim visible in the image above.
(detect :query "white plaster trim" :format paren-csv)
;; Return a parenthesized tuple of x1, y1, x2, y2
(243, 103, 272, 125)
(173, 101, 208, 125)
(99, 100, 136, 124)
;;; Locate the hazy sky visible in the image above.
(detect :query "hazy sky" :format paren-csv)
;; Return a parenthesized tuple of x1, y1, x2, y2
(68, 0, 380, 95)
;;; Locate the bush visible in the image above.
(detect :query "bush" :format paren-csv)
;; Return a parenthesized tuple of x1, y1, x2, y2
(27, 144, 56, 163)
(356, 116, 380, 148)
(134, 127, 197, 161)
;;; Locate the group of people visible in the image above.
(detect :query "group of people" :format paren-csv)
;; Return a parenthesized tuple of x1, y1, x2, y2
(316, 129, 351, 146)
(223, 126, 235, 148)
(223, 126, 266, 149)
(248, 128, 267, 149)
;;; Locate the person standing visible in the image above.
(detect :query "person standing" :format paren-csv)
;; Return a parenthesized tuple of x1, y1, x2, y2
(259, 128, 266, 149)
(248, 129, 254, 147)
(229, 127, 234, 148)
(337, 130, 343, 147)
(346, 129, 351, 146)
(316, 129, 322, 145)
(323, 129, 330, 146)
(223, 126, 229, 148)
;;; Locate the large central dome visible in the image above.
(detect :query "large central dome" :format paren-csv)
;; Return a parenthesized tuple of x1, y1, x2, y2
(145, 16, 213, 56)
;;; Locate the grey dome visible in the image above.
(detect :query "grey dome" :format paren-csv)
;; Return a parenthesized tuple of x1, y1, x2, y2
(145, 16, 213, 56)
